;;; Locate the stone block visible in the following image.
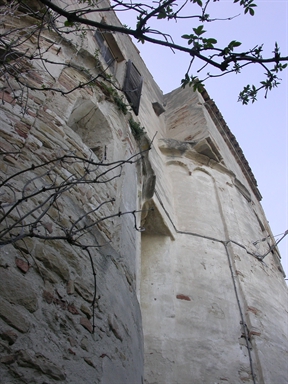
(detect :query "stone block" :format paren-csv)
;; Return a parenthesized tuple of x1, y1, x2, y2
(35, 263, 58, 283)
(0, 297, 30, 333)
(35, 244, 70, 282)
(80, 317, 93, 333)
(80, 304, 92, 319)
(80, 336, 89, 351)
(0, 354, 17, 365)
(74, 278, 94, 303)
(17, 349, 66, 381)
(0, 329, 18, 345)
(67, 280, 75, 295)
(0, 269, 38, 312)
(108, 314, 123, 342)
(84, 357, 95, 367)
(49, 241, 82, 274)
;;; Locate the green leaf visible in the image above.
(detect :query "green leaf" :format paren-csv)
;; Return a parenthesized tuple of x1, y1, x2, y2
(233, 63, 241, 74)
(181, 73, 190, 88)
(193, 80, 204, 93)
(192, 0, 203, 5)
(157, 9, 167, 19)
(64, 20, 74, 27)
(229, 40, 242, 48)
(200, 13, 210, 22)
(193, 25, 206, 36)
(182, 34, 197, 45)
(202, 38, 217, 48)
(206, 38, 217, 44)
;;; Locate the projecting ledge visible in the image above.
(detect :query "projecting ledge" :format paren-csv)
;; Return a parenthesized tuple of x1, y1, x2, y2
(158, 138, 229, 172)
(141, 197, 175, 240)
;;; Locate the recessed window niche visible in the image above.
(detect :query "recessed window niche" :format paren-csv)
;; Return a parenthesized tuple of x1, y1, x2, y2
(68, 98, 113, 161)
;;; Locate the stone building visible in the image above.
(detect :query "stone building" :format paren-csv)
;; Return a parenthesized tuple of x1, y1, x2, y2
(0, 1, 287, 383)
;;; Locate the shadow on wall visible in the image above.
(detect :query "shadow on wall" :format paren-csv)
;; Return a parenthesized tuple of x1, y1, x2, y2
(68, 98, 113, 161)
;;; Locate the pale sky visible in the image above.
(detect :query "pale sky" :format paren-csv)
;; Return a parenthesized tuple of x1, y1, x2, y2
(118, 0, 288, 278)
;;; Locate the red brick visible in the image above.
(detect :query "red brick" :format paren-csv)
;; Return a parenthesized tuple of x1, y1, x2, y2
(43, 290, 54, 304)
(0, 355, 17, 365)
(176, 294, 191, 301)
(15, 257, 29, 273)
(53, 297, 67, 310)
(0, 91, 16, 104)
(68, 304, 79, 315)
(14, 121, 30, 139)
(247, 306, 260, 315)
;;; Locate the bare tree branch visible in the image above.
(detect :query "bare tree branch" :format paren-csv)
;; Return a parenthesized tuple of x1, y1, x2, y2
(0, 0, 281, 104)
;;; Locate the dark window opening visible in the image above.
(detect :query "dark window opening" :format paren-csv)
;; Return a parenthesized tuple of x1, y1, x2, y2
(94, 19, 125, 73)
(123, 60, 143, 115)
(94, 30, 116, 72)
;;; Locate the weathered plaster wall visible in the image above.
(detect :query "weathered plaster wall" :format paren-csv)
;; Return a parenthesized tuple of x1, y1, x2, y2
(0, 2, 287, 384)
(141, 86, 288, 384)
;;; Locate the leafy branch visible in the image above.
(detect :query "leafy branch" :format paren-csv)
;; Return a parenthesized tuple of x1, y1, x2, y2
(0, 0, 287, 105)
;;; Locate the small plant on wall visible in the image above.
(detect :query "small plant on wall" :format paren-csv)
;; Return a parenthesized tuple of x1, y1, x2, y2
(96, 81, 128, 115)
(129, 118, 145, 141)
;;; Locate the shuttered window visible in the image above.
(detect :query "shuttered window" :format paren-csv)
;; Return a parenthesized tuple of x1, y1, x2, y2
(123, 60, 143, 115)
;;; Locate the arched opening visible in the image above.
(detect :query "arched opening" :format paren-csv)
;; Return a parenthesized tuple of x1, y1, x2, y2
(168, 164, 225, 239)
(68, 98, 113, 161)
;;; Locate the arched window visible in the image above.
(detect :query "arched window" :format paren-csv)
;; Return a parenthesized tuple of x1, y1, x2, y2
(67, 98, 113, 161)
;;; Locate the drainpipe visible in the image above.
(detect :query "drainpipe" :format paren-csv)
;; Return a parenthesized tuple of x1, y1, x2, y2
(223, 241, 257, 384)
